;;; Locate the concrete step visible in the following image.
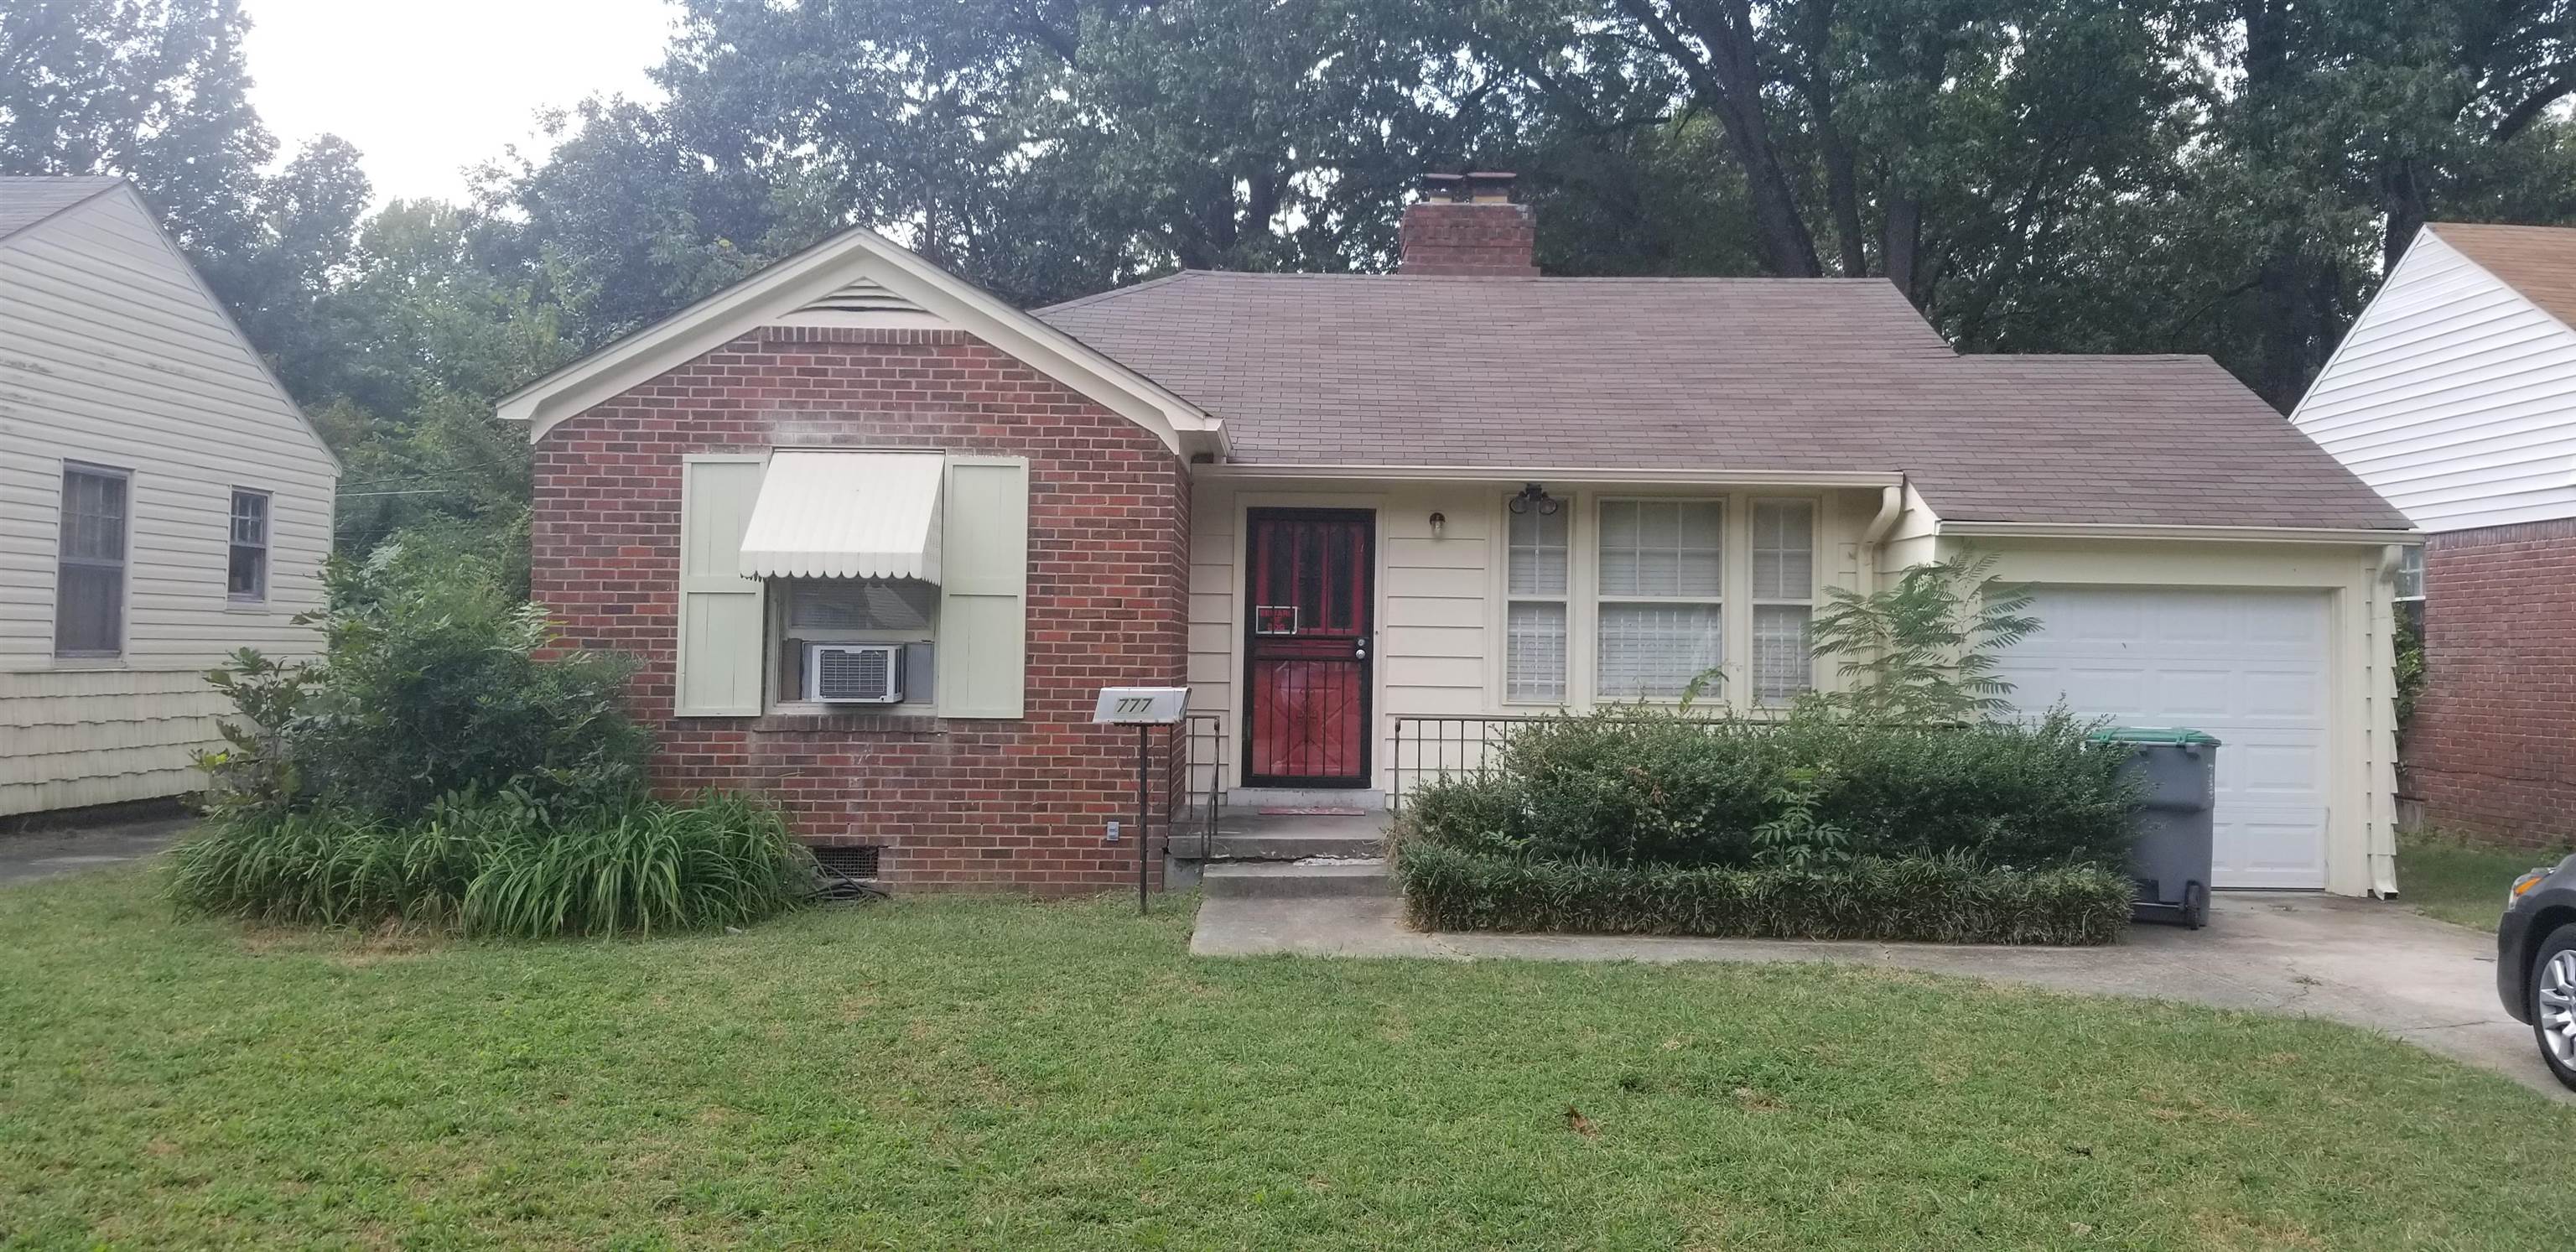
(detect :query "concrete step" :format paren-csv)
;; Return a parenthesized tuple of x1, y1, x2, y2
(1170, 831, 1387, 862)
(1226, 787, 1386, 812)
(1199, 860, 1395, 899)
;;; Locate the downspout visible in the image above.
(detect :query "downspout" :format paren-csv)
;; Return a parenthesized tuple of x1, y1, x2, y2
(2370, 543, 2408, 897)
(1858, 485, 1903, 590)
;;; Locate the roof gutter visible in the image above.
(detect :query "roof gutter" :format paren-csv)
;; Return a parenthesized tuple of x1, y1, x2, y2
(1196, 464, 1906, 487)
(1936, 520, 2422, 545)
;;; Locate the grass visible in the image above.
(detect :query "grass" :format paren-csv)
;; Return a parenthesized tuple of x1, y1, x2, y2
(6, 870, 2576, 1249)
(2397, 831, 2568, 931)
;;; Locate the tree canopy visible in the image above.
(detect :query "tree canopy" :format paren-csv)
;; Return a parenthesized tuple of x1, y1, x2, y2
(8, 0, 2576, 565)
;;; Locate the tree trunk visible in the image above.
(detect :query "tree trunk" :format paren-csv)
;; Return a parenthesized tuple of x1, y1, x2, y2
(1631, 0, 1824, 277)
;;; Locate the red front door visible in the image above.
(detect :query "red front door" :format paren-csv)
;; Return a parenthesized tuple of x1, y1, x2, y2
(1244, 509, 1374, 787)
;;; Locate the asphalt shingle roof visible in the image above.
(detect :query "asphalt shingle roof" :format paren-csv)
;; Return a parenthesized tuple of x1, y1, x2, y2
(0, 176, 122, 241)
(2427, 221, 2576, 333)
(1036, 271, 2407, 530)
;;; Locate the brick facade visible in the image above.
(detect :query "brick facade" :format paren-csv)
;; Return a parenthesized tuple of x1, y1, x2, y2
(531, 325, 1192, 893)
(1396, 201, 1540, 276)
(2406, 517, 2576, 848)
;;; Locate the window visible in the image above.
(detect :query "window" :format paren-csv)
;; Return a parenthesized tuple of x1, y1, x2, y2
(55, 465, 129, 657)
(774, 579, 938, 705)
(228, 489, 270, 601)
(2394, 545, 2424, 602)
(1750, 499, 1816, 704)
(1504, 504, 1569, 702)
(1595, 499, 1723, 700)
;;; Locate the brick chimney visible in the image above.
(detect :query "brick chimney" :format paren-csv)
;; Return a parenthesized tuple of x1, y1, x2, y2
(1398, 171, 1538, 276)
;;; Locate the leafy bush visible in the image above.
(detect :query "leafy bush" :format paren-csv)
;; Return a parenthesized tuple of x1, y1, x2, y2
(1394, 842, 2134, 945)
(182, 538, 814, 938)
(173, 791, 815, 938)
(1404, 706, 2136, 871)
(197, 538, 647, 820)
(1805, 550, 2038, 725)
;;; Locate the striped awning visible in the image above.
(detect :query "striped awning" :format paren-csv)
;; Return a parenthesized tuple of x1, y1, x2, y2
(737, 451, 943, 581)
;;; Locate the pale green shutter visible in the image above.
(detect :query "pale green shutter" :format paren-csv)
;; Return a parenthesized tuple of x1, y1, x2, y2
(937, 455, 1030, 718)
(676, 454, 768, 716)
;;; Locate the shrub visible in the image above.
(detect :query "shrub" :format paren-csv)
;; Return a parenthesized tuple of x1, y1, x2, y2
(197, 538, 647, 821)
(1393, 842, 2135, 945)
(172, 792, 815, 938)
(1805, 550, 2039, 725)
(1405, 706, 2135, 871)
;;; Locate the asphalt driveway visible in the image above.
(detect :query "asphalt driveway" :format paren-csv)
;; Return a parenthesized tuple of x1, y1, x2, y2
(0, 815, 191, 886)
(1197, 890, 2563, 1097)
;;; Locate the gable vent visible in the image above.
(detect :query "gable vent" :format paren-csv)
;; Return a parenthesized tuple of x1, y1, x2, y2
(796, 278, 923, 316)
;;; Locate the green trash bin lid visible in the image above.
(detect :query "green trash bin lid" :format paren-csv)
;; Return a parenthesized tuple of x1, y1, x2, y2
(2088, 725, 2221, 746)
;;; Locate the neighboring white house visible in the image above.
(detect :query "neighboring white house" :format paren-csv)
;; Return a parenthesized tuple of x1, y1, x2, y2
(0, 178, 337, 818)
(2290, 221, 2576, 844)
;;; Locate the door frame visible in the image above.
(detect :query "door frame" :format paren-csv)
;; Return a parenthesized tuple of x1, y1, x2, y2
(1239, 506, 1377, 788)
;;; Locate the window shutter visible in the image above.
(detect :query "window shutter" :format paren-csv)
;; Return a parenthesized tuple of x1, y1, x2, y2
(936, 455, 1030, 718)
(676, 455, 768, 716)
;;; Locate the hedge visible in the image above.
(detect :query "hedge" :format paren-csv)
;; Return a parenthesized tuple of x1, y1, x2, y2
(1394, 840, 2136, 946)
(1398, 707, 2137, 870)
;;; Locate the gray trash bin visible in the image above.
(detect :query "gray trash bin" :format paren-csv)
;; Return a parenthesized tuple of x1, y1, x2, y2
(2091, 727, 2220, 929)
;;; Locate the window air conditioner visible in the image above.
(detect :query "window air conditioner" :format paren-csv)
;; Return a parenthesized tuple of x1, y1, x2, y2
(808, 643, 904, 704)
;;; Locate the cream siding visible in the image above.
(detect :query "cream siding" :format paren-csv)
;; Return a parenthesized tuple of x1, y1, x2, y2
(1, 187, 336, 816)
(2291, 229, 2576, 532)
(1185, 480, 1877, 793)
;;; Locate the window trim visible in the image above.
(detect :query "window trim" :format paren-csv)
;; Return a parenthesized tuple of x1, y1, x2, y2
(228, 487, 272, 603)
(1499, 491, 1574, 706)
(55, 461, 132, 660)
(1591, 495, 1727, 704)
(1748, 496, 1819, 706)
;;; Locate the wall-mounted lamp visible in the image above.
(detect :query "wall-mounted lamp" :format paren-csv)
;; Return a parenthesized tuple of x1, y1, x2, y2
(1429, 511, 1446, 538)
(1508, 482, 1561, 516)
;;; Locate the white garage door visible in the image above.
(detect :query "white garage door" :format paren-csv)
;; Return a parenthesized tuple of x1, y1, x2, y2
(1995, 588, 2330, 890)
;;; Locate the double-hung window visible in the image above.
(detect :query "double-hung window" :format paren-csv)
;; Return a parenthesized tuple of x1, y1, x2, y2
(55, 465, 129, 657)
(1504, 504, 1569, 703)
(1595, 499, 1723, 700)
(1750, 499, 1817, 704)
(228, 489, 271, 601)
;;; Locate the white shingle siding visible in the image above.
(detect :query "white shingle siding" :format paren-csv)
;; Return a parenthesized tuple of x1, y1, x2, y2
(0, 184, 336, 815)
(2292, 230, 2576, 532)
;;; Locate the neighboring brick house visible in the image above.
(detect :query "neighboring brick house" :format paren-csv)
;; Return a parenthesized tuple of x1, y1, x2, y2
(508, 173, 2414, 896)
(2293, 223, 2576, 849)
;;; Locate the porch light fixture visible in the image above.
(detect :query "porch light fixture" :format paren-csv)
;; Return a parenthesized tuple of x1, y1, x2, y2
(1509, 482, 1561, 516)
(1429, 511, 1446, 537)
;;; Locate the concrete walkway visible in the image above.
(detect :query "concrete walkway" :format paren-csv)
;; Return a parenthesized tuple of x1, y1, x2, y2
(0, 815, 193, 886)
(1194, 890, 2567, 1098)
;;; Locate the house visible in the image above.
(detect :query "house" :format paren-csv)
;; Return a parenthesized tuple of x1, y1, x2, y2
(2291, 221, 2576, 849)
(504, 172, 2414, 896)
(0, 178, 337, 818)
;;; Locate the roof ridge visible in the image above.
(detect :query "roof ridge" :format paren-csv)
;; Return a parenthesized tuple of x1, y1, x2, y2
(0, 175, 127, 242)
(1030, 268, 1197, 315)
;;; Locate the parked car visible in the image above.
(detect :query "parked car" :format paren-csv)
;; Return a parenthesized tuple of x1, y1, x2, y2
(2498, 854, 2576, 1089)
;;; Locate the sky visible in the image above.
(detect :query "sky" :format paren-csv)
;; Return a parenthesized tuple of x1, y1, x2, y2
(241, 0, 683, 206)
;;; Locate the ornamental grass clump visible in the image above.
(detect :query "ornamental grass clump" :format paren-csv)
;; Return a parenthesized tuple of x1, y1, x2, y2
(173, 538, 815, 938)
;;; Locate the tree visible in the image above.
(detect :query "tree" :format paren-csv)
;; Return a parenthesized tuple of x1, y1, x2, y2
(1805, 552, 2039, 724)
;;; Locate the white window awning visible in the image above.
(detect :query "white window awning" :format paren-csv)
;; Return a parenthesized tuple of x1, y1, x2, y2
(737, 451, 943, 581)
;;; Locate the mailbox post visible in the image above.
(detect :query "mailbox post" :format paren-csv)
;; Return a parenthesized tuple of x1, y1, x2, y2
(1092, 687, 1190, 914)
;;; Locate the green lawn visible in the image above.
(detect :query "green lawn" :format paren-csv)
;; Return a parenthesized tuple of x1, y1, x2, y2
(2397, 832, 2568, 931)
(6, 870, 2574, 1249)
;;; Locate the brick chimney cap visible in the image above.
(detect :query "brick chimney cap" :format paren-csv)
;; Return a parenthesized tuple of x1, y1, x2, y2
(1420, 170, 1519, 204)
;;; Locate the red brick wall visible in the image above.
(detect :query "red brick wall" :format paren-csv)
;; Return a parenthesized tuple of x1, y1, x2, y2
(531, 325, 1192, 893)
(1397, 202, 1540, 276)
(2406, 518, 2576, 849)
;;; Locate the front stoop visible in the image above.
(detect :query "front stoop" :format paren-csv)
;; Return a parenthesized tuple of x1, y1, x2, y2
(1164, 807, 1391, 891)
(1199, 861, 1396, 899)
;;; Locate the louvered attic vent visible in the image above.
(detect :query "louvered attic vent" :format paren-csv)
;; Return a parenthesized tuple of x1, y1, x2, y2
(795, 277, 923, 315)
